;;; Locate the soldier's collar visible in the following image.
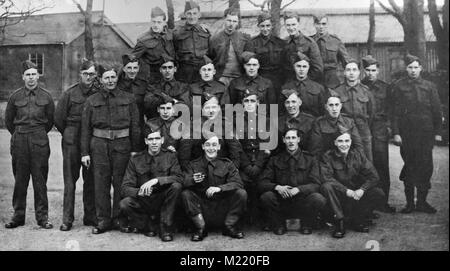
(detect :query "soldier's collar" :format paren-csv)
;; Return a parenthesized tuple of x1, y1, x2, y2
(245, 74, 259, 83)
(25, 86, 37, 96)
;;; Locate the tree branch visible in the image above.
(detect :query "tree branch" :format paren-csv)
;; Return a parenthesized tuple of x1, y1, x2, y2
(428, 0, 444, 38)
(281, 0, 296, 11)
(72, 0, 85, 15)
(376, 0, 405, 27)
(247, 0, 268, 10)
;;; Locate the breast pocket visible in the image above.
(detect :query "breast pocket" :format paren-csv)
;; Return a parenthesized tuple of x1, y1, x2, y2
(356, 95, 370, 114)
(255, 47, 270, 64)
(69, 97, 85, 117)
(35, 98, 49, 119)
(274, 162, 288, 183)
(194, 32, 210, 57)
(115, 99, 132, 124)
(212, 169, 228, 185)
(91, 100, 107, 124)
(14, 99, 29, 117)
(325, 43, 338, 63)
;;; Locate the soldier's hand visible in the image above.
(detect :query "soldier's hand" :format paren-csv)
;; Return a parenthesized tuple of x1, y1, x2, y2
(275, 185, 291, 199)
(435, 135, 442, 142)
(354, 189, 365, 201)
(346, 189, 355, 198)
(393, 135, 402, 146)
(81, 155, 91, 168)
(206, 186, 221, 198)
(167, 146, 177, 153)
(130, 152, 138, 157)
(264, 150, 271, 155)
(288, 187, 300, 197)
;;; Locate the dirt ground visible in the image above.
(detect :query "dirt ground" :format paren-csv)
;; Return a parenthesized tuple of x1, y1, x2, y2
(0, 129, 448, 251)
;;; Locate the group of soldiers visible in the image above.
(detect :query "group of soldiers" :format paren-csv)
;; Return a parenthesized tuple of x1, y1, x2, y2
(3, 1, 443, 242)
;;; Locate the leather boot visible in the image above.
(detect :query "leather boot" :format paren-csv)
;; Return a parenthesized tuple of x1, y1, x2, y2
(191, 214, 207, 242)
(400, 185, 415, 213)
(416, 190, 437, 214)
(332, 220, 345, 238)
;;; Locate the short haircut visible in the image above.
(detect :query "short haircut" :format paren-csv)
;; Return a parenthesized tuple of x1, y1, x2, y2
(283, 127, 302, 139)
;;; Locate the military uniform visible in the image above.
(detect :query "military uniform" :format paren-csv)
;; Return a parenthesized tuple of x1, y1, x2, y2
(132, 28, 175, 84)
(319, 148, 384, 225)
(277, 112, 315, 152)
(190, 79, 230, 112)
(284, 33, 323, 81)
(281, 78, 329, 117)
(181, 156, 247, 228)
(5, 85, 55, 226)
(310, 33, 350, 88)
(259, 150, 326, 230)
(173, 23, 210, 83)
(146, 116, 185, 152)
(331, 82, 375, 161)
(228, 74, 277, 106)
(244, 34, 287, 99)
(81, 87, 141, 231)
(120, 149, 183, 233)
(310, 113, 364, 158)
(54, 82, 97, 226)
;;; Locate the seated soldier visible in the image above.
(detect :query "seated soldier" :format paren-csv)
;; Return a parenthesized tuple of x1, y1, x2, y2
(319, 131, 385, 238)
(259, 128, 326, 235)
(310, 95, 363, 158)
(181, 134, 247, 241)
(144, 54, 190, 120)
(119, 126, 184, 242)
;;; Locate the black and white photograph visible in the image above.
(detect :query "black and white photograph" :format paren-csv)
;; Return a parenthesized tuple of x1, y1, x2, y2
(0, 0, 448, 255)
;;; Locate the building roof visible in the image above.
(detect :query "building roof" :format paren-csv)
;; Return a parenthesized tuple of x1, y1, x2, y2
(0, 11, 134, 47)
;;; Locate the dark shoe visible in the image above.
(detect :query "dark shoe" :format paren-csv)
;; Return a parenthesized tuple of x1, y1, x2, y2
(299, 225, 312, 235)
(332, 220, 345, 238)
(222, 226, 244, 239)
(262, 225, 272, 232)
(352, 223, 370, 233)
(400, 204, 415, 214)
(38, 221, 53, 229)
(191, 229, 207, 242)
(92, 227, 107, 234)
(380, 204, 396, 213)
(120, 226, 136, 233)
(143, 230, 158, 237)
(273, 227, 287, 235)
(369, 212, 380, 219)
(59, 223, 72, 231)
(160, 233, 173, 242)
(5, 221, 24, 229)
(416, 202, 437, 214)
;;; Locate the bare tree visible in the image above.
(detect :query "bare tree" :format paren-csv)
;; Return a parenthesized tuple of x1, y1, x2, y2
(377, 0, 427, 68)
(247, 0, 297, 37)
(166, 0, 174, 29)
(428, 0, 449, 71)
(0, 0, 53, 44)
(368, 0, 375, 54)
(72, 0, 95, 60)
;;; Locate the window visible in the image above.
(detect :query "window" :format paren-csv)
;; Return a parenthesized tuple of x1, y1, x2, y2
(28, 52, 44, 76)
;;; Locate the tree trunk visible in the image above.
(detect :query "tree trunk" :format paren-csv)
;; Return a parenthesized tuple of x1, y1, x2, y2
(428, 0, 449, 71)
(84, 0, 94, 60)
(368, 0, 376, 54)
(165, 0, 174, 30)
(271, 0, 282, 37)
(229, 0, 240, 8)
(403, 0, 426, 69)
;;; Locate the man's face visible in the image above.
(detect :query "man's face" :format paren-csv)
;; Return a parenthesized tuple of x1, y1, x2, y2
(202, 99, 220, 119)
(314, 17, 328, 35)
(151, 15, 166, 33)
(244, 58, 260, 77)
(123, 61, 139, 80)
(224, 14, 239, 33)
(334, 133, 352, 154)
(101, 70, 118, 90)
(185, 8, 201, 25)
(199, 63, 216, 81)
(22, 68, 39, 90)
(80, 66, 97, 86)
(145, 131, 164, 155)
(285, 17, 299, 36)
(258, 19, 272, 37)
(344, 62, 360, 83)
(158, 102, 174, 120)
(283, 130, 300, 152)
(406, 61, 422, 79)
(202, 136, 220, 159)
(160, 61, 176, 80)
(294, 60, 309, 80)
(243, 94, 258, 113)
(364, 64, 379, 82)
(284, 93, 301, 116)
(325, 97, 342, 118)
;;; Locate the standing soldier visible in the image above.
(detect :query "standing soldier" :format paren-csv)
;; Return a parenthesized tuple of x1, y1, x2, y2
(4, 60, 55, 229)
(331, 60, 375, 161)
(54, 60, 98, 231)
(173, 1, 210, 84)
(81, 65, 141, 234)
(310, 14, 350, 89)
(208, 7, 250, 87)
(281, 53, 329, 117)
(244, 11, 286, 102)
(132, 7, 175, 85)
(283, 12, 323, 82)
(391, 54, 443, 214)
(361, 55, 395, 213)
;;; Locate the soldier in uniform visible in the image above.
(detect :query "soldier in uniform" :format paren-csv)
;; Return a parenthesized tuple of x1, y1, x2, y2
(4, 60, 55, 229)
(208, 7, 250, 87)
(144, 54, 190, 120)
(320, 131, 385, 238)
(228, 51, 277, 107)
(331, 60, 375, 161)
(173, 1, 210, 84)
(391, 54, 443, 214)
(310, 95, 363, 158)
(283, 12, 323, 82)
(132, 7, 175, 85)
(54, 59, 98, 231)
(120, 126, 183, 242)
(310, 14, 350, 89)
(259, 128, 326, 235)
(361, 55, 396, 213)
(281, 53, 329, 117)
(244, 11, 287, 102)
(80, 65, 141, 234)
(181, 134, 247, 241)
